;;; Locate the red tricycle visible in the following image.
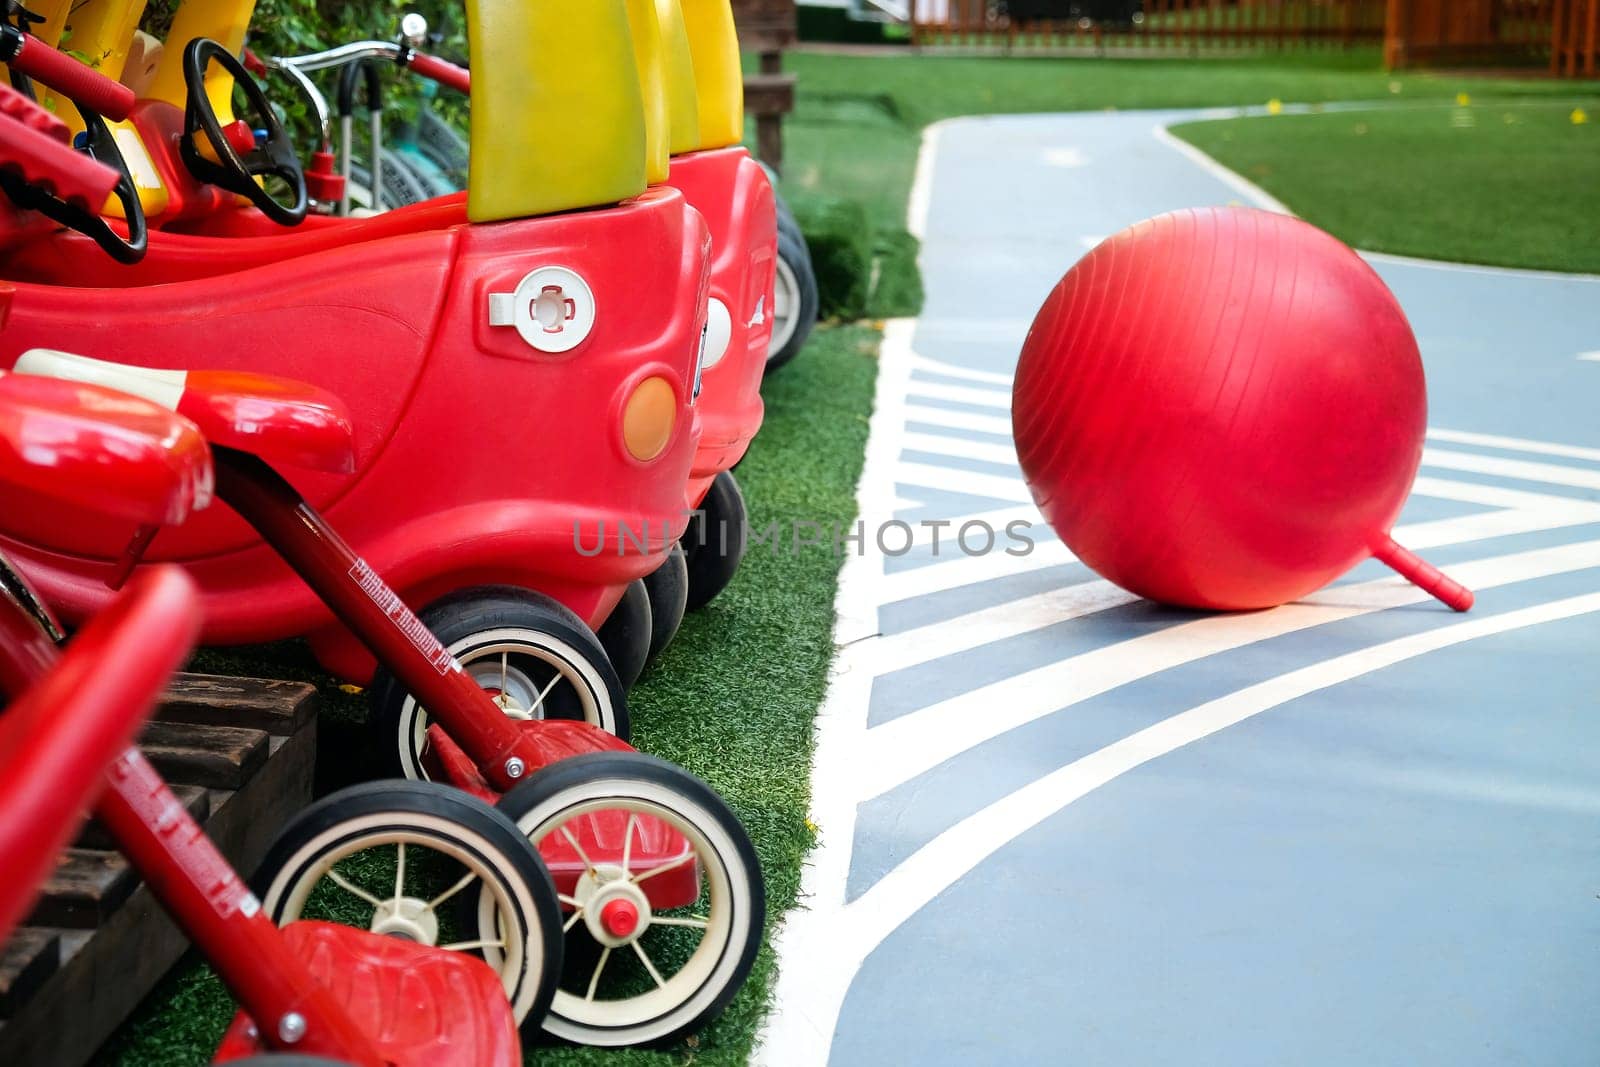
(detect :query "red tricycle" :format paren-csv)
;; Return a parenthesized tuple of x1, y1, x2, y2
(0, 366, 542, 1065)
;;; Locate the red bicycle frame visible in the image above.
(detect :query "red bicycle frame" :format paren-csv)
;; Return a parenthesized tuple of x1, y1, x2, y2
(0, 566, 386, 1064)
(209, 447, 629, 799)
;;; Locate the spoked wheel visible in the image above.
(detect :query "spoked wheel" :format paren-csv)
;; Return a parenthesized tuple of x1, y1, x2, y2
(368, 586, 628, 781)
(254, 781, 564, 1040)
(596, 579, 652, 691)
(489, 753, 764, 1048)
(642, 545, 689, 663)
(765, 220, 818, 374)
(683, 471, 748, 612)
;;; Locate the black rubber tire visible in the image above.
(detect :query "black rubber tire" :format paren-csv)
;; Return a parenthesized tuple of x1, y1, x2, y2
(493, 752, 765, 1048)
(683, 471, 748, 612)
(765, 223, 818, 374)
(597, 579, 652, 691)
(367, 585, 629, 781)
(253, 780, 564, 1041)
(348, 150, 430, 212)
(641, 545, 689, 663)
(776, 206, 808, 264)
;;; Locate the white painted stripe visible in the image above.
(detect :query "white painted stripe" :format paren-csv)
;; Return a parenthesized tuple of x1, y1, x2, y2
(901, 430, 1018, 467)
(1361, 249, 1600, 283)
(856, 537, 1600, 800)
(1427, 428, 1600, 466)
(1411, 474, 1593, 512)
(893, 462, 1030, 504)
(879, 534, 1073, 604)
(1396, 505, 1600, 550)
(864, 578, 1135, 676)
(1150, 123, 1294, 215)
(905, 121, 946, 241)
(868, 505, 1556, 675)
(764, 588, 1600, 1065)
(907, 353, 1014, 387)
(904, 379, 1013, 410)
(844, 590, 1600, 1004)
(902, 403, 1011, 436)
(1423, 447, 1600, 492)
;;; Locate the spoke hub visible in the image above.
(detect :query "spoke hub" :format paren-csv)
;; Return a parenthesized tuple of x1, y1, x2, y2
(575, 867, 652, 948)
(370, 896, 439, 945)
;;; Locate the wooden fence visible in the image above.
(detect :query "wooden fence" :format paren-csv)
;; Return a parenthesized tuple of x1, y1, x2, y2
(1551, 0, 1599, 74)
(910, 1, 1389, 52)
(1384, 0, 1559, 69)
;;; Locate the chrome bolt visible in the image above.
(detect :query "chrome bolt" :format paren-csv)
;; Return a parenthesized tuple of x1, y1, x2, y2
(400, 12, 428, 47)
(278, 1012, 307, 1044)
(505, 757, 526, 780)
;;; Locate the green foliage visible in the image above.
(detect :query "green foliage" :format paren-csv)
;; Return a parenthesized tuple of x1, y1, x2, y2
(131, 1, 469, 147)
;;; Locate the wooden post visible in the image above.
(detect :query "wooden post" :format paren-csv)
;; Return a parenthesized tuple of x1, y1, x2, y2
(1586, 0, 1598, 74)
(1385, 0, 1409, 68)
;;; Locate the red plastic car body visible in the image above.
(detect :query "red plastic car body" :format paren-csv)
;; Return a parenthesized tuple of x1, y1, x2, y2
(0, 185, 711, 684)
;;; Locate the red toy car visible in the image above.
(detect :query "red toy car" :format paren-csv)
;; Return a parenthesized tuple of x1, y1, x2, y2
(3, 0, 779, 622)
(0, 22, 712, 731)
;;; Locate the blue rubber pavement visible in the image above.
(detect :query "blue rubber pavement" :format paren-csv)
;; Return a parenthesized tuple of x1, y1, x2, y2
(760, 109, 1600, 1066)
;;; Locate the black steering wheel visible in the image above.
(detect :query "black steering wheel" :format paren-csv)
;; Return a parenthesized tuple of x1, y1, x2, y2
(0, 105, 148, 265)
(179, 37, 307, 226)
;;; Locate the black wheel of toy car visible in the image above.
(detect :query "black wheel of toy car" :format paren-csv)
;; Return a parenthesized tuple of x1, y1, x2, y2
(254, 779, 564, 1040)
(488, 752, 765, 1048)
(683, 471, 747, 612)
(597, 579, 652, 691)
(368, 586, 629, 781)
(765, 222, 818, 374)
(641, 546, 689, 663)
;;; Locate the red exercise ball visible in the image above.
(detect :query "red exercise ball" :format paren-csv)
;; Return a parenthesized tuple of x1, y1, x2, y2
(1012, 206, 1472, 612)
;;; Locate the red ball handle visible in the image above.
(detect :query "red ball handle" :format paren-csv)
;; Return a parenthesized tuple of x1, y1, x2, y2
(1373, 536, 1475, 612)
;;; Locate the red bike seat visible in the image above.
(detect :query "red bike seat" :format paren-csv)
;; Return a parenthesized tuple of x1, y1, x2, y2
(14, 349, 356, 474)
(0, 371, 212, 525)
(211, 921, 521, 1067)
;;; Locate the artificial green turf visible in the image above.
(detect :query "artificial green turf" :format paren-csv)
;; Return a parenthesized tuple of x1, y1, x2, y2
(1172, 101, 1600, 272)
(99, 325, 880, 1066)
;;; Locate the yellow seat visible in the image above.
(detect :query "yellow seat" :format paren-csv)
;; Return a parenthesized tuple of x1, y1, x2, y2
(678, 0, 744, 151)
(654, 0, 704, 155)
(468, 0, 646, 221)
(624, 0, 671, 184)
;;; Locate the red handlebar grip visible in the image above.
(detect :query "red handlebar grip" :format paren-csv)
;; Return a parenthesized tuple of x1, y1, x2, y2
(1373, 536, 1475, 613)
(11, 35, 136, 122)
(406, 51, 470, 95)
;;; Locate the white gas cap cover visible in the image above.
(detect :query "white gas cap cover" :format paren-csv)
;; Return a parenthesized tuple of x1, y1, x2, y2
(701, 298, 734, 370)
(488, 266, 597, 354)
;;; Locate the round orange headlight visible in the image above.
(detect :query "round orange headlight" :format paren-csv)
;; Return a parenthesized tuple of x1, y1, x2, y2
(622, 376, 676, 462)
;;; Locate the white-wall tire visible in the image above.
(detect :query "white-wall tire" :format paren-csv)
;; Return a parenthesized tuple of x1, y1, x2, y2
(489, 752, 764, 1047)
(253, 780, 563, 1039)
(368, 586, 629, 781)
